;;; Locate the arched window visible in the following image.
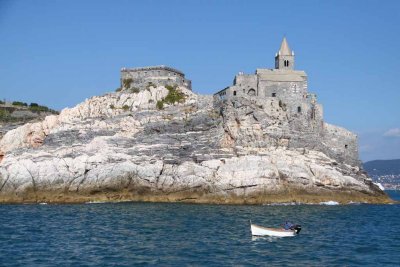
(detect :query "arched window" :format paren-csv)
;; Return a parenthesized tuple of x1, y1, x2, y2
(297, 106, 301, 113)
(272, 93, 276, 97)
(248, 89, 256, 96)
(345, 144, 348, 149)
(233, 91, 237, 96)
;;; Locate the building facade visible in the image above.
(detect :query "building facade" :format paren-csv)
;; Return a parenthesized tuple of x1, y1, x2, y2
(215, 37, 318, 118)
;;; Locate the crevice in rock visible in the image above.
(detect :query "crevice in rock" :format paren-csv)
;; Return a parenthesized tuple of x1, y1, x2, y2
(226, 184, 258, 191)
(23, 164, 38, 202)
(0, 173, 10, 192)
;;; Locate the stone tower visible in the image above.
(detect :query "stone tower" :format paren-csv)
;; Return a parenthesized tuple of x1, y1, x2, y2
(275, 37, 295, 70)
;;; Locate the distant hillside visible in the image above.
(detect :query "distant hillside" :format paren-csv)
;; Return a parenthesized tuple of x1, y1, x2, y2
(364, 159, 400, 190)
(0, 100, 58, 139)
(0, 100, 58, 122)
(364, 159, 400, 176)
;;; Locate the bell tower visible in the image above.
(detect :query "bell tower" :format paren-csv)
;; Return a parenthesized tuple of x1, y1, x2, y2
(275, 37, 294, 70)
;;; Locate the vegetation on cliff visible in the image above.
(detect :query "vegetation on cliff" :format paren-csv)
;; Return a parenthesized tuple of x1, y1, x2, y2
(157, 85, 186, 109)
(0, 100, 58, 122)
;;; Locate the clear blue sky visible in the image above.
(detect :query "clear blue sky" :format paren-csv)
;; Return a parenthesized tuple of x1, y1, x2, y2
(1, 0, 399, 161)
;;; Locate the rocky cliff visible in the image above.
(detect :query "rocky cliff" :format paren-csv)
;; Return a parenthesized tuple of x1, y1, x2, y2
(0, 86, 390, 204)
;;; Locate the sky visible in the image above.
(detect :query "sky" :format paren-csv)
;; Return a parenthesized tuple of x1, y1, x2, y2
(0, 0, 399, 161)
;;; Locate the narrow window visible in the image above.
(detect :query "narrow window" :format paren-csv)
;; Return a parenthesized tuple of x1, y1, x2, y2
(233, 91, 237, 96)
(345, 145, 348, 149)
(272, 93, 276, 97)
(297, 106, 301, 113)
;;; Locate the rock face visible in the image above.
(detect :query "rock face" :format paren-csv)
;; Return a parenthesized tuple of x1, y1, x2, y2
(0, 86, 390, 204)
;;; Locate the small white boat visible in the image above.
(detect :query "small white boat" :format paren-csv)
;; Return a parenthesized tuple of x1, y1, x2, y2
(250, 221, 301, 237)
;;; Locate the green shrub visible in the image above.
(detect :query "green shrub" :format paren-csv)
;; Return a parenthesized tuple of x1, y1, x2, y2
(155, 85, 186, 110)
(148, 99, 154, 103)
(12, 101, 27, 107)
(156, 100, 164, 110)
(29, 105, 49, 112)
(165, 84, 175, 91)
(0, 100, 4, 105)
(122, 105, 130, 111)
(164, 85, 185, 104)
(110, 104, 115, 109)
(115, 87, 122, 92)
(0, 109, 10, 119)
(30, 103, 39, 107)
(122, 78, 133, 89)
(129, 87, 140, 94)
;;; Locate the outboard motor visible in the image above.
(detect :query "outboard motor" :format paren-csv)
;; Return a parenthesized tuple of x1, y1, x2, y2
(289, 224, 301, 234)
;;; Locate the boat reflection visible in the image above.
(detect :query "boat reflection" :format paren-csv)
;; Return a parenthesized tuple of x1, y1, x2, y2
(251, 235, 281, 242)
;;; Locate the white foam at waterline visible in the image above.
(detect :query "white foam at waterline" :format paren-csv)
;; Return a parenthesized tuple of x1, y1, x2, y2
(374, 182, 385, 191)
(85, 201, 107, 204)
(263, 202, 299, 206)
(85, 200, 133, 204)
(39, 202, 48, 205)
(319, 201, 339, 205)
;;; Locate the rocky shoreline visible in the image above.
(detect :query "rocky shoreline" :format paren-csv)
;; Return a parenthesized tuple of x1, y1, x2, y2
(0, 187, 392, 205)
(0, 86, 393, 204)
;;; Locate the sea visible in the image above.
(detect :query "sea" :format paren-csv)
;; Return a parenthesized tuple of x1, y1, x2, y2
(0, 191, 399, 267)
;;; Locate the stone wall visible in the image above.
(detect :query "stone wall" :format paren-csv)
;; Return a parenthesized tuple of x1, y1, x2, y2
(121, 66, 192, 91)
(322, 123, 359, 166)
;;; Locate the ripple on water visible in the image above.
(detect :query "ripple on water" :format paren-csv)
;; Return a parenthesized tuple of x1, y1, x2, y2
(0, 191, 399, 266)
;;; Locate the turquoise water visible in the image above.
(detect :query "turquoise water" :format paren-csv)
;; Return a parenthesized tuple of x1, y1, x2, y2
(0, 191, 399, 266)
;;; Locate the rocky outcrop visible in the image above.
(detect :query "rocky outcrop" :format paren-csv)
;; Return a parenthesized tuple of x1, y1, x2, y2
(0, 86, 391, 204)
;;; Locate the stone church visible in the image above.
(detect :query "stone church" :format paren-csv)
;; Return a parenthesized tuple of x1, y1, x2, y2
(214, 37, 359, 166)
(215, 37, 319, 118)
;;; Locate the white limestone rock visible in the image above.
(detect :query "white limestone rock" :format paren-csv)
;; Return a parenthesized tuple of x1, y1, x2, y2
(0, 86, 387, 203)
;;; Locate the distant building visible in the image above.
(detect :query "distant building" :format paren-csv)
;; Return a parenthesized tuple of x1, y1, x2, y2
(120, 65, 192, 91)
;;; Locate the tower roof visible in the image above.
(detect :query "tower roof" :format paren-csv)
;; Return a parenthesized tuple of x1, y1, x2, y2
(278, 37, 292, 56)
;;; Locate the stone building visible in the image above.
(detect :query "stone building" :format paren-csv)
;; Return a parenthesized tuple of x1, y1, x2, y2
(215, 37, 316, 117)
(120, 65, 192, 91)
(214, 37, 359, 166)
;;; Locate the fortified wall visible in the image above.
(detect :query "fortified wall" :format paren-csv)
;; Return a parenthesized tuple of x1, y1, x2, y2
(120, 65, 192, 91)
(214, 37, 359, 166)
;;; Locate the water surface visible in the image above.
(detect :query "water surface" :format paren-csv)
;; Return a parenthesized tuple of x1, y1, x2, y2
(0, 191, 399, 266)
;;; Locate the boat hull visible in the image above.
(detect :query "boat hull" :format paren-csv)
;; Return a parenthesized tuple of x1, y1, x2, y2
(251, 224, 296, 237)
